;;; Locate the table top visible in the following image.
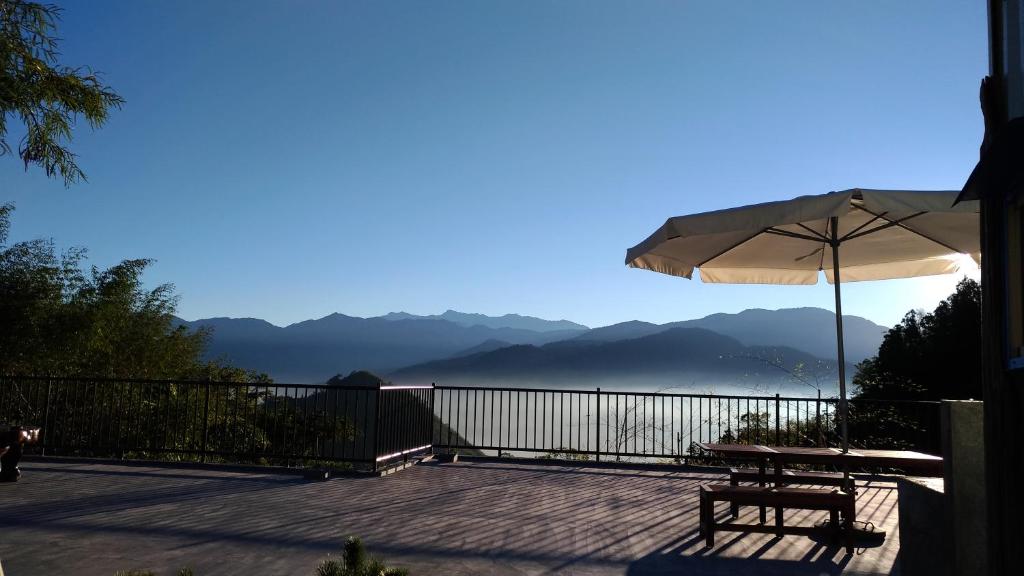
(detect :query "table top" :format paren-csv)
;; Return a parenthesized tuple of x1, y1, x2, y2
(695, 442, 943, 474)
(696, 443, 842, 456)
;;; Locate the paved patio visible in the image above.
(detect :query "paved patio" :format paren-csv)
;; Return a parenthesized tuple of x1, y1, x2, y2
(0, 459, 902, 575)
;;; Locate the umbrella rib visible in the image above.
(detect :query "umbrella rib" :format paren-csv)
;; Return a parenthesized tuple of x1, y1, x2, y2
(840, 210, 924, 241)
(763, 228, 827, 243)
(839, 212, 886, 241)
(795, 222, 829, 241)
(846, 207, 964, 253)
(695, 229, 769, 267)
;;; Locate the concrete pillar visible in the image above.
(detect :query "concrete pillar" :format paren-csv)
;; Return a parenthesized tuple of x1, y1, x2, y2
(898, 477, 947, 576)
(941, 400, 987, 576)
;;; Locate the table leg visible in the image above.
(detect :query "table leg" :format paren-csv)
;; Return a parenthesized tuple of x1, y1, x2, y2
(774, 457, 783, 530)
(730, 472, 739, 518)
(758, 457, 767, 524)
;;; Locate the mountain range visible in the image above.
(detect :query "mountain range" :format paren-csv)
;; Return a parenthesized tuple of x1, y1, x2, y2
(391, 326, 847, 394)
(574, 308, 886, 363)
(177, 308, 888, 390)
(379, 310, 587, 333)
(175, 312, 583, 383)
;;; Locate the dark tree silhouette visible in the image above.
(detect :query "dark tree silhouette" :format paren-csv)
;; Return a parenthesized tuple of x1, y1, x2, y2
(853, 278, 981, 402)
(846, 278, 981, 451)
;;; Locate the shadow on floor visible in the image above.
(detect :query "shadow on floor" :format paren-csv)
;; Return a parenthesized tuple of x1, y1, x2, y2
(1, 460, 898, 576)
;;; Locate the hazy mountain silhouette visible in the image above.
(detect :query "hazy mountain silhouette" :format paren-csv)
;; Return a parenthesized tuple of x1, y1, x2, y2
(177, 312, 585, 383)
(325, 370, 386, 388)
(575, 308, 886, 363)
(448, 339, 512, 358)
(667, 308, 886, 363)
(391, 327, 847, 395)
(378, 310, 588, 332)
(177, 307, 883, 388)
(572, 320, 663, 343)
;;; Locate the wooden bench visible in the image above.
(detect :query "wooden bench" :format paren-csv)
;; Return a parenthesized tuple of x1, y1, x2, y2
(699, 484, 856, 554)
(729, 467, 849, 522)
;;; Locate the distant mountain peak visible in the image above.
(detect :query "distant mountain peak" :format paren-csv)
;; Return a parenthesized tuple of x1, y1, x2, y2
(667, 308, 887, 362)
(326, 370, 388, 388)
(322, 312, 357, 320)
(377, 309, 589, 333)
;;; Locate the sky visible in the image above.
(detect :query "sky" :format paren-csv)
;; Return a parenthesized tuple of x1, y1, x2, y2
(1, 1, 988, 329)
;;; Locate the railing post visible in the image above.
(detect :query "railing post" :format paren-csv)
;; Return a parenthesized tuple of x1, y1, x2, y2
(201, 382, 210, 463)
(595, 388, 601, 462)
(774, 393, 781, 445)
(41, 379, 52, 457)
(815, 389, 822, 447)
(428, 383, 436, 455)
(372, 384, 382, 473)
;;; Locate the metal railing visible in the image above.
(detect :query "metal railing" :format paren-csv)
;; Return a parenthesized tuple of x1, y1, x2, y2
(0, 376, 433, 471)
(432, 385, 942, 460)
(1, 376, 941, 470)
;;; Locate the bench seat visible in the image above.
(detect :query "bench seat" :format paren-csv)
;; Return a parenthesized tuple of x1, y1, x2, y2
(729, 467, 847, 486)
(729, 467, 850, 522)
(699, 484, 855, 554)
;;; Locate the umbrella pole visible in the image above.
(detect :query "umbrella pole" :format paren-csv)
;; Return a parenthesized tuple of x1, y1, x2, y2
(830, 216, 850, 453)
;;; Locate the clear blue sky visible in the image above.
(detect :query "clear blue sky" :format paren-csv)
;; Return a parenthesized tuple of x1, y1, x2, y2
(1, 1, 987, 329)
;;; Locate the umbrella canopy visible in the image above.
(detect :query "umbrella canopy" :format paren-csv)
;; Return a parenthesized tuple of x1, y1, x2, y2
(625, 188, 980, 451)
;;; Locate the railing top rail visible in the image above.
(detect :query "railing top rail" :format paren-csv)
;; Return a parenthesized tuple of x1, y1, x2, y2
(434, 384, 599, 395)
(849, 398, 943, 405)
(434, 384, 823, 403)
(596, 390, 821, 402)
(432, 384, 942, 405)
(0, 374, 375, 391)
(4, 375, 943, 406)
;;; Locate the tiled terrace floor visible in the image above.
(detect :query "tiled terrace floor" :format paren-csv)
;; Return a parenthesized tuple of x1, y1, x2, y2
(0, 459, 902, 575)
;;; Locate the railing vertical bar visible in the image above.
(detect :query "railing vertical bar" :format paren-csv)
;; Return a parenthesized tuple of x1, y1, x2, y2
(358, 387, 368, 462)
(462, 387, 468, 449)
(472, 389, 478, 448)
(541, 391, 547, 452)
(814, 391, 821, 446)
(441, 388, 448, 447)
(371, 385, 381, 472)
(458, 388, 463, 450)
(516, 390, 521, 450)
(496, 389, 503, 454)
(557, 391, 562, 452)
(661, 395, 666, 456)
(786, 399, 791, 445)
(573, 393, 578, 452)
(774, 393, 781, 446)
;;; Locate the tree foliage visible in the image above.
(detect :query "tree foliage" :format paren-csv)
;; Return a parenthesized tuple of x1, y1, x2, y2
(852, 278, 982, 402)
(0, 210, 372, 469)
(844, 278, 981, 451)
(1, 0, 123, 185)
(0, 203, 259, 380)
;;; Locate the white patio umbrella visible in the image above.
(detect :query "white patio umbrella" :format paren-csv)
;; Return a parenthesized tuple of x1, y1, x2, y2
(625, 188, 980, 452)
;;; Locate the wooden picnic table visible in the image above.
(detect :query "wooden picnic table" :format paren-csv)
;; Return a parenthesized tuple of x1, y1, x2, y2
(696, 442, 943, 531)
